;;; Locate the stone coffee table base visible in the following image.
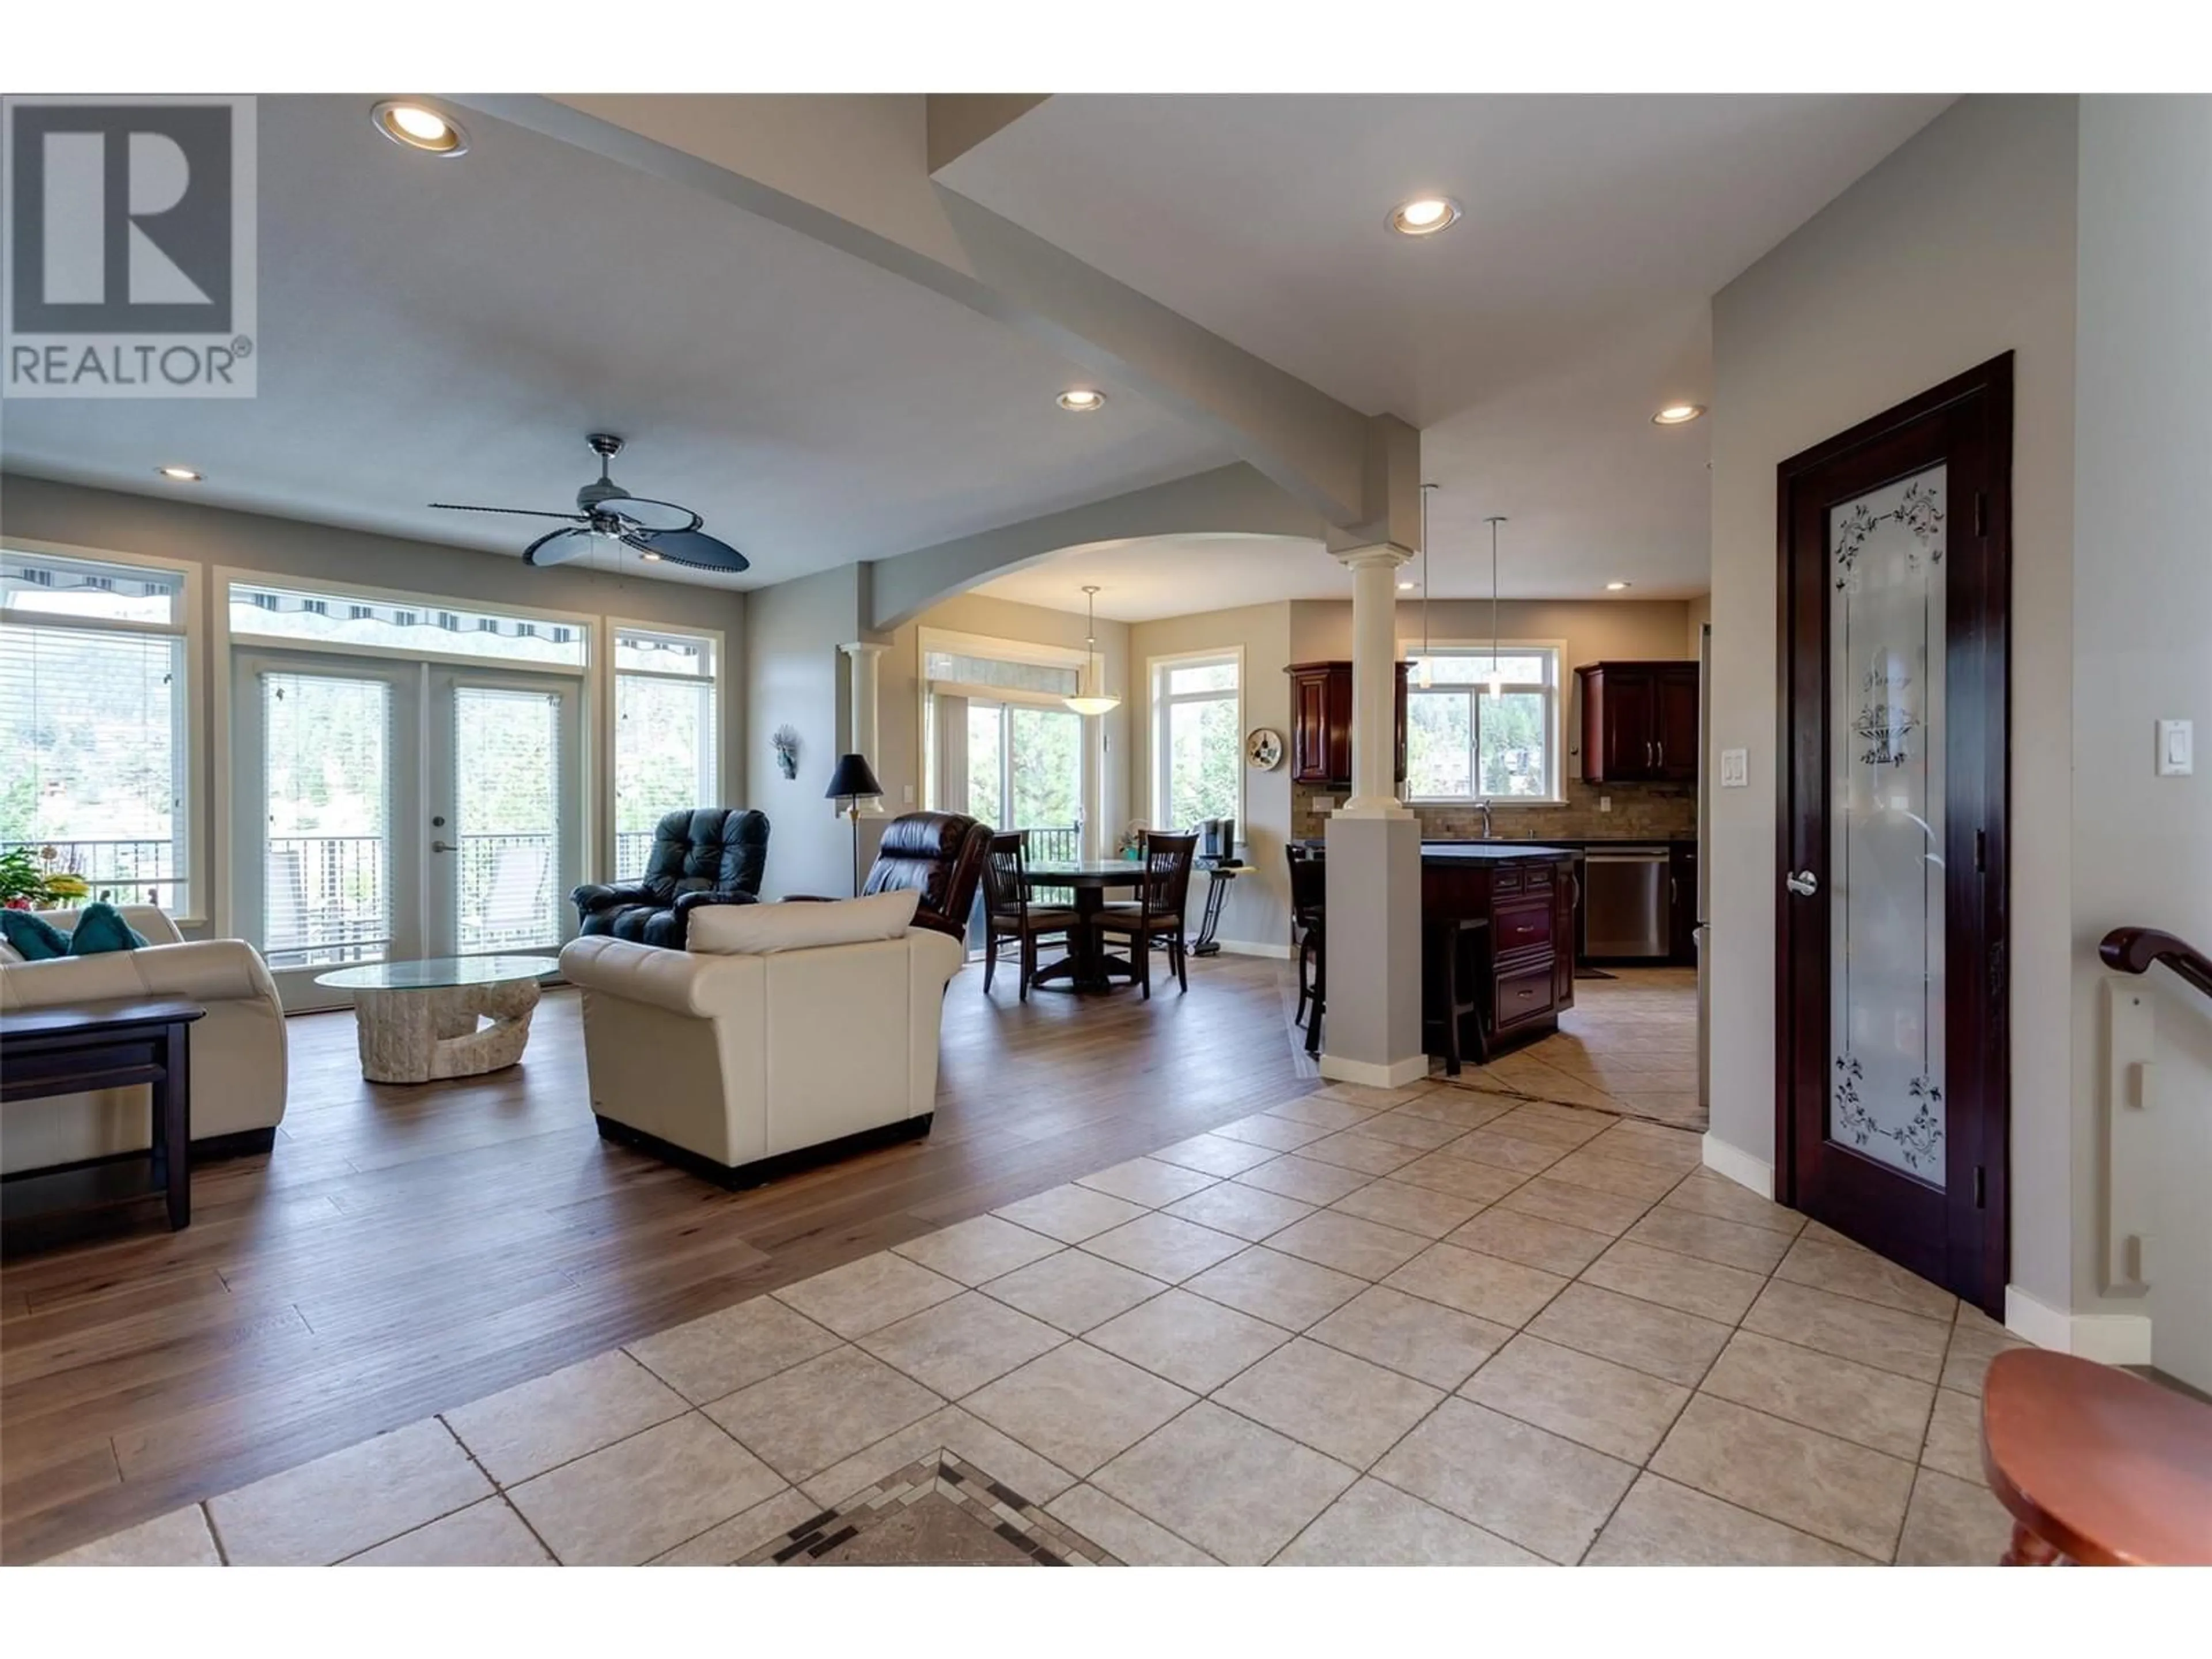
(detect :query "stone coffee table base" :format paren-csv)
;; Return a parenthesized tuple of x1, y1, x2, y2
(350, 978, 542, 1084)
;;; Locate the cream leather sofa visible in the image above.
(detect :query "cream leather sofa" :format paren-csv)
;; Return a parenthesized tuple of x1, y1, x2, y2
(0, 907, 289, 1173)
(559, 892, 963, 1187)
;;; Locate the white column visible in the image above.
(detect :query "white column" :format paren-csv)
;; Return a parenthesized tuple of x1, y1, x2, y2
(1336, 544, 1414, 817)
(839, 641, 889, 817)
(1323, 540, 1424, 1089)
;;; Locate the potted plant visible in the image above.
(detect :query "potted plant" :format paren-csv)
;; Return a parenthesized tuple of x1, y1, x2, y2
(0, 846, 90, 909)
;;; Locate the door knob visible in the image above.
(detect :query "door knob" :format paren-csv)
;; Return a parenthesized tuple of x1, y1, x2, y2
(1786, 869, 1819, 897)
(431, 839, 457, 854)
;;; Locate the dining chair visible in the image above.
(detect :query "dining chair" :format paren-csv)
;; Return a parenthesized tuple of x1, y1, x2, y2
(980, 831, 1078, 1001)
(1094, 832, 1198, 998)
(1286, 842, 1327, 1039)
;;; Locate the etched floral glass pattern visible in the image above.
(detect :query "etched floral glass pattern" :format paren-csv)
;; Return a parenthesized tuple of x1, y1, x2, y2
(1828, 464, 1947, 1181)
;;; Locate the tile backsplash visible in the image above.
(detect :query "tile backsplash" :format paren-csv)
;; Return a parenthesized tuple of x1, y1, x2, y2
(1292, 777, 1696, 842)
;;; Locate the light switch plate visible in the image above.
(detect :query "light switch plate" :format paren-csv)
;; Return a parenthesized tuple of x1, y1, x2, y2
(902, 783, 915, 804)
(1720, 748, 1749, 788)
(2157, 719, 2192, 777)
(1599, 796, 1612, 813)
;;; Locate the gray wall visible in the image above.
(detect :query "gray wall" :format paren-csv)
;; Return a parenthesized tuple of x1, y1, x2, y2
(1, 474, 748, 927)
(743, 562, 862, 900)
(2071, 96, 2212, 1382)
(1705, 97, 2081, 1311)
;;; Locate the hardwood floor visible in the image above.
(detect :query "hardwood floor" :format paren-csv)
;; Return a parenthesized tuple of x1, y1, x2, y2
(1, 953, 1319, 1563)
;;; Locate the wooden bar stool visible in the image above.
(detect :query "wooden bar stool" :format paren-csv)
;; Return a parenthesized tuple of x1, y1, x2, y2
(1980, 1347, 2212, 1565)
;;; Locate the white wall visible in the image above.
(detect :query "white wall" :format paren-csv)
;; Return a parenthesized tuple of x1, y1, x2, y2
(1129, 601, 1295, 949)
(0, 474, 748, 929)
(1705, 97, 2080, 1311)
(2071, 96, 2212, 1385)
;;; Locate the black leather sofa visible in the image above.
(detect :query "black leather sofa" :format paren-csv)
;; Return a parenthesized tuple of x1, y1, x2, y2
(571, 808, 770, 948)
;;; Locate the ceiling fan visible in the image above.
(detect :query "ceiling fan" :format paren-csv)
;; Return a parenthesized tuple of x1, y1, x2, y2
(430, 433, 748, 573)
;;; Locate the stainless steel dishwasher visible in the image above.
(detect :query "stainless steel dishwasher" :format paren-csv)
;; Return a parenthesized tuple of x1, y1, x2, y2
(1582, 846, 1672, 960)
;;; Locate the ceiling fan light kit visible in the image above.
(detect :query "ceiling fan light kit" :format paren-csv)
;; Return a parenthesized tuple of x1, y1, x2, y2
(430, 433, 751, 573)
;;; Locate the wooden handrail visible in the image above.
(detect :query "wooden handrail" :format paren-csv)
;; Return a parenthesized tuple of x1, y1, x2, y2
(2100, 927, 2212, 1003)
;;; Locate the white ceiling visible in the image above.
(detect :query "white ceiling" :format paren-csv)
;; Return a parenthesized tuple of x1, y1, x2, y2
(0, 96, 1228, 589)
(1, 94, 1953, 608)
(975, 535, 1337, 622)
(943, 94, 1953, 600)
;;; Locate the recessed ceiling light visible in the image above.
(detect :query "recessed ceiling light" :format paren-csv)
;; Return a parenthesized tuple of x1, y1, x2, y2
(155, 465, 202, 482)
(1605, 581, 1631, 591)
(1055, 388, 1105, 412)
(1397, 580, 1417, 590)
(1652, 403, 1705, 425)
(372, 100, 468, 157)
(1388, 195, 1461, 236)
(639, 550, 662, 562)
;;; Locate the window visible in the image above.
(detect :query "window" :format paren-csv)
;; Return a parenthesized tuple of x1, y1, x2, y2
(1404, 646, 1561, 801)
(2, 549, 192, 910)
(921, 631, 1088, 857)
(1151, 653, 1241, 830)
(613, 627, 718, 880)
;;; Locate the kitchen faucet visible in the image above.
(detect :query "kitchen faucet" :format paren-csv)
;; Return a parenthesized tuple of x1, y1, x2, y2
(1474, 800, 1495, 839)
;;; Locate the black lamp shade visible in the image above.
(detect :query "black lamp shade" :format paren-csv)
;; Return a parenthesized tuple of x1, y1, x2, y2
(824, 752, 882, 803)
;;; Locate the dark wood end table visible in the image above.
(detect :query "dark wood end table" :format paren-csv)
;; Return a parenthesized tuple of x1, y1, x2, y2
(1, 997, 206, 1236)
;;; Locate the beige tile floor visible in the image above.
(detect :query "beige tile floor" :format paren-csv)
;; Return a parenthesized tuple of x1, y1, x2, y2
(43, 1066, 2040, 1569)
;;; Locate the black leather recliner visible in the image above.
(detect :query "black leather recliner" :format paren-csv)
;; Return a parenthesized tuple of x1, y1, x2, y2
(571, 808, 770, 948)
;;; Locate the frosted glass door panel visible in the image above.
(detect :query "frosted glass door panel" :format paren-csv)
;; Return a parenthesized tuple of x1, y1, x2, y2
(1828, 465, 1947, 1181)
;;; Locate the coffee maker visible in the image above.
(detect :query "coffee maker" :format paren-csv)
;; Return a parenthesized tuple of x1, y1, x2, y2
(1198, 817, 1236, 861)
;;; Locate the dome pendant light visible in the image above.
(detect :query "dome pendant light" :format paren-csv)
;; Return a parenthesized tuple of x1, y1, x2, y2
(1485, 516, 1509, 700)
(1064, 585, 1121, 717)
(1416, 483, 1437, 690)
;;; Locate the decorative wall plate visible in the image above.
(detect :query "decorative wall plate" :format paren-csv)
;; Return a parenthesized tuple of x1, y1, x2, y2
(1245, 727, 1284, 770)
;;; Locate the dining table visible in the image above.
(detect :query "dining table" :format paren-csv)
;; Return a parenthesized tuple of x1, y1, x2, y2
(1021, 860, 1148, 992)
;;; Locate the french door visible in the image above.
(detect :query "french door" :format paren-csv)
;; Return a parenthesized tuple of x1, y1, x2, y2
(234, 652, 581, 1009)
(1777, 354, 2012, 1316)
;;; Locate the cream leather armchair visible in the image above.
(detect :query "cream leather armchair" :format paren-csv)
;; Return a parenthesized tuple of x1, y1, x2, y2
(559, 902, 963, 1188)
(0, 907, 289, 1173)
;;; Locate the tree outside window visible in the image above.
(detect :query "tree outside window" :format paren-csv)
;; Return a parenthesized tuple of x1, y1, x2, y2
(1404, 648, 1559, 801)
(1153, 655, 1241, 830)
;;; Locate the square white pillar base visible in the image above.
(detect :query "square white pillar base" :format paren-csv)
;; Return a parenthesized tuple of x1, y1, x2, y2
(1319, 812, 1424, 1084)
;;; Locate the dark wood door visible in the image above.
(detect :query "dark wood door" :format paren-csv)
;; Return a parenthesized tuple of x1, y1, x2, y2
(1656, 666, 1700, 781)
(1777, 353, 2012, 1317)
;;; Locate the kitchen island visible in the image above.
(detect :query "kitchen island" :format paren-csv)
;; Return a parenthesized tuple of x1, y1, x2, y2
(1420, 841, 1579, 1066)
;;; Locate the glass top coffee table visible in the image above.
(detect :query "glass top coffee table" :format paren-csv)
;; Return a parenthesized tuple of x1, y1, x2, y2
(315, 955, 559, 1085)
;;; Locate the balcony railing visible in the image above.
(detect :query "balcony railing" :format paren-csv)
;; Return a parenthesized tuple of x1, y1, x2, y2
(265, 835, 388, 967)
(456, 831, 558, 953)
(2, 837, 184, 910)
(615, 829, 656, 881)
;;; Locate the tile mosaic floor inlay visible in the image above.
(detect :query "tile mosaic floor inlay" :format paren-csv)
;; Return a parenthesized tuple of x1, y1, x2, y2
(47, 1054, 2043, 1568)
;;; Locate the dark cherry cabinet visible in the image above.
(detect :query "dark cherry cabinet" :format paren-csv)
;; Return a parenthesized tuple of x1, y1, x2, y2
(1576, 661, 1700, 783)
(1285, 661, 1409, 786)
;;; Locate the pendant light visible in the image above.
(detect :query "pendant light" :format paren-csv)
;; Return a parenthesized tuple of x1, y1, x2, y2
(1484, 516, 1509, 700)
(1065, 585, 1121, 717)
(1416, 483, 1437, 690)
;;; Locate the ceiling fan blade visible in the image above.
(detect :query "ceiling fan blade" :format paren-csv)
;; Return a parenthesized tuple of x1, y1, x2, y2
(622, 527, 749, 574)
(596, 494, 699, 534)
(523, 527, 597, 567)
(430, 502, 588, 521)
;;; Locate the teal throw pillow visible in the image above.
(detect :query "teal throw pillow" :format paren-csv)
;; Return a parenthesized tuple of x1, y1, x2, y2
(66, 901, 149, 956)
(1, 908, 71, 960)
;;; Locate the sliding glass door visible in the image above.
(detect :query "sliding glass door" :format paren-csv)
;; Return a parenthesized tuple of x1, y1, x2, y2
(957, 698, 1085, 857)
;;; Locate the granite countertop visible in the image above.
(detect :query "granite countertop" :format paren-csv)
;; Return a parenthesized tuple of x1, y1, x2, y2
(1418, 840, 1575, 862)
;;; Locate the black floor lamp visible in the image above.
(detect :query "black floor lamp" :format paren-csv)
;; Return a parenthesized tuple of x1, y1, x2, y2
(824, 753, 884, 897)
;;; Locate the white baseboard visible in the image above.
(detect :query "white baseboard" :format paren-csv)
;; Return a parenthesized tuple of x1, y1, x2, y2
(1214, 939, 1294, 960)
(2003, 1285, 2154, 1362)
(1699, 1133, 1774, 1199)
(1319, 1052, 1431, 1089)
